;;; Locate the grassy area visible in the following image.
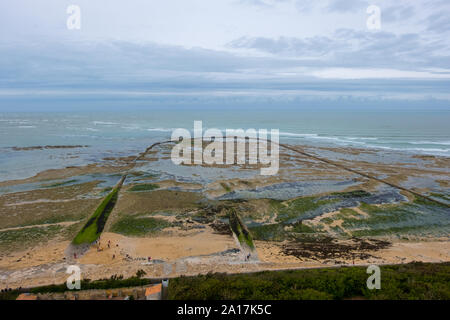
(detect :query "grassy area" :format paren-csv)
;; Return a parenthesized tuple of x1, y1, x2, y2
(249, 222, 319, 241)
(110, 216, 170, 236)
(336, 208, 362, 218)
(274, 190, 371, 224)
(229, 208, 255, 249)
(245, 194, 336, 241)
(280, 193, 450, 238)
(168, 262, 450, 300)
(413, 195, 449, 207)
(291, 222, 318, 233)
(429, 192, 450, 202)
(330, 190, 371, 198)
(338, 200, 450, 237)
(134, 173, 160, 181)
(276, 196, 338, 223)
(249, 223, 287, 241)
(12, 214, 84, 229)
(229, 191, 449, 241)
(0, 225, 63, 251)
(72, 187, 119, 245)
(128, 183, 159, 192)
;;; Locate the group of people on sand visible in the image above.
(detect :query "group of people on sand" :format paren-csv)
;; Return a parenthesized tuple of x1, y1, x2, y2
(71, 239, 120, 261)
(72, 238, 154, 262)
(99, 240, 119, 260)
(95, 239, 104, 252)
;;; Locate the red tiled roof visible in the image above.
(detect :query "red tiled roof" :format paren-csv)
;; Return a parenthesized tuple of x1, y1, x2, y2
(16, 293, 38, 300)
(145, 284, 162, 296)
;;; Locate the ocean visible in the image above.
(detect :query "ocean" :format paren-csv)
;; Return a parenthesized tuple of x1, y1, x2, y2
(1, 108, 449, 182)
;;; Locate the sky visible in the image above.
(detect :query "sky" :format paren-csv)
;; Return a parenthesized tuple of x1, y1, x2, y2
(0, 0, 450, 111)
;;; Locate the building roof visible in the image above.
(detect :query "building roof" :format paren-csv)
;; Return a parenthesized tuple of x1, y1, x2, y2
(16, 293, 38, 300)
(145, 284, 162, 296)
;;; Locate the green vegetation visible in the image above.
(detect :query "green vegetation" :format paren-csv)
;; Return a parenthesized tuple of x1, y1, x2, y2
(13, 214, 84, 228)
(339, 201, 449, 237)
(0, 225, 63, 249)
(134, 173, 160, 181)
(129, 171, 145, 177)
(2, 262, 448, 300)
(249, 224, 287, 241)
(429, 193, 450, 202)
(413, 195, 449, 207)
(0, 290, 20, 300)
(232, 191, 449, 241)
(300, 193, 450, 238)
(100, 187, 113, 193)
(351, 225, 440, 237)
(128, 183, 159, 192)
(29, 275, 152, 295)
(245, 193, 366, 241)
(336, 208, 360, 218)
(72, 187, 119, 245)
(220, 182, 232, 193)
(276, 196, 338, 223)
(168, 262, 450, 300)
(135, 269, 147, 278)
(331, 190, 371, 198)
(313, 208, 362, 232)
(272, 190, 370, 224)
(41, 179, 78, 188)
(111, 216, 170, 236)
(292, 222, 317, 233)
(249, 222, 319, 241)
(229, 208, 255, 249)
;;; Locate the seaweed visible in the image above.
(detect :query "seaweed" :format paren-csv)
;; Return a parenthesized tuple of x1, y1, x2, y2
(228, 208, 255, 250)
(72, 186, 119, 244)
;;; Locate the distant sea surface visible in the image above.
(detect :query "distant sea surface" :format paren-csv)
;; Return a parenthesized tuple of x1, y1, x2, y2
(1, 109, 449, 182)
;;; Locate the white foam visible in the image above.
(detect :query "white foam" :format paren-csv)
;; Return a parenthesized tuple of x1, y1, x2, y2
(408, 141, 450, 146)
(279, 132, 318, 138)
(147, 128, 173, 132)
(93, 121, 119, 125)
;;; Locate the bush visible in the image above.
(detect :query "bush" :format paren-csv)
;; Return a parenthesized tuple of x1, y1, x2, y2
(168, 262, 450, 300)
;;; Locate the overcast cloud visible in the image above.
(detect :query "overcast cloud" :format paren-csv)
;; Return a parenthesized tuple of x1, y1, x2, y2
(0, 0, 449, 110)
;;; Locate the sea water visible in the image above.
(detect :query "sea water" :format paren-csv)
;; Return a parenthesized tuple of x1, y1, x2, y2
(0, 108, 449, 182)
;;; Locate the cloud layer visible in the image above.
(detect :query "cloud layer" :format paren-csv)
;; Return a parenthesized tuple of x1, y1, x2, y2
(0, 0, 449, 110)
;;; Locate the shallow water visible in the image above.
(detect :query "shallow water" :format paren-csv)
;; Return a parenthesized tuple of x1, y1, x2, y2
(1, 109, 449, 182)
(216, 179, 361, 201)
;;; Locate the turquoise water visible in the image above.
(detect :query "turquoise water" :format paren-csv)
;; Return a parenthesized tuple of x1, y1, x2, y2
(0, 109, 449, 181)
